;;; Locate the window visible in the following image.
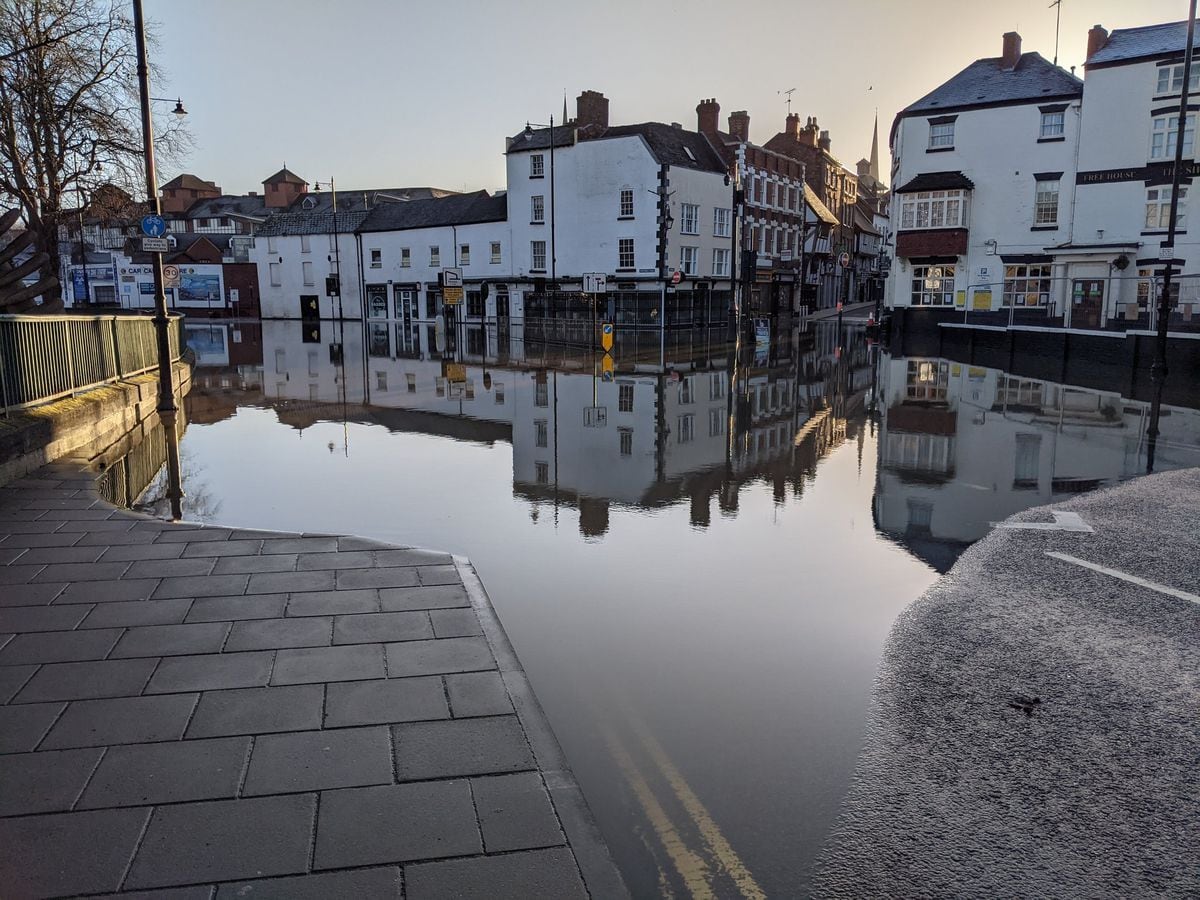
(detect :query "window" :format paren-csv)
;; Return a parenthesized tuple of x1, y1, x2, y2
(1014, 434, 1042, 488)
(269, 262, 281, 286)
(708, 407, 725, 437)
(680, 246, 698, 275)
(535, 419, 548, 448)
(928, 120, 955, 148)
(1035, 179, 1060, 225)
(910, 265, 956, 306)
(370, 248, 382, 268)
(714, 207, 731, 237)
(1157, 63, 1200, 95)
(530, 154, 544, 177)
(490, 241, 502, 264)
(302, 261, 314, 285)
(531, 195, 545, 223)
(765, 228, 775, 256)
(766, 182, 775, 207)
(679, 376, 694, 404)
(460, 244, 470, 265)
(618, 238, 635, 270)
(712, 248, 730, 277)
(1150, 114, 1196, 160)
(1039, 111, 1065, 139)
(907, 500, 934, 534)
(531, 240, 547, 271)
(1146, 186, 1187, 230)
(267, 236, 277, 254)
(677, 414, 695, 443)
(905, 359, 950, 401)
(400, 247, 410, 267)
(429, 246, 440, 266)
(619, 189, 634, 218)
(1003, 264, 1052, 307)
(535, 461, 549, 484)
(899, 190, 967, 230)
(535, 381, 548, 407)
(300, 235, 311, 253)
(754, 176, 763, 203)
(467, 291, 484, 317)
(495, 382, 505, 404)
(680, 203, 699, 234)
(376, 371, 387, 391)
(619, 428, 633, 456)
(618, 383, 634, 412)
(709, 373, 725, 400)
(406, 373, 417, 393)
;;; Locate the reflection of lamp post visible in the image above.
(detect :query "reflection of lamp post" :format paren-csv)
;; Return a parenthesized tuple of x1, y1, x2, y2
(133, 0, 183, 519)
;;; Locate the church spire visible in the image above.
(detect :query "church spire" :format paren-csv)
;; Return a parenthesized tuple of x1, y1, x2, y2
(869, 110, 880, 182)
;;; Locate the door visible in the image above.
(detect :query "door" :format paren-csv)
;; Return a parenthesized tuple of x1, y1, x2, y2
(1071, 280, 1104, 329)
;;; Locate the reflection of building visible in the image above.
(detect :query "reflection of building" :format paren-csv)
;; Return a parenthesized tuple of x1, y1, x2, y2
(873, 353, 1200, 557)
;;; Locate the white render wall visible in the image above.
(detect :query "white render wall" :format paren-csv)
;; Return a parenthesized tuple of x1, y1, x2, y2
(253, 231, 364, 320)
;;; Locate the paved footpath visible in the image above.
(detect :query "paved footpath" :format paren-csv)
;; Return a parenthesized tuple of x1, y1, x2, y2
(816, 468, 1200, 899)
(0, 460, 627, 899)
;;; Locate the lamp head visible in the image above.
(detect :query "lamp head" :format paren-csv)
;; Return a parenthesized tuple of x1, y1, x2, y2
(172, 99, 187, 118)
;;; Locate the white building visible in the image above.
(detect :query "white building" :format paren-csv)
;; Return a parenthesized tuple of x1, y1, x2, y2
(504, 91, 733, 326)
(887, 31, 1084, 321)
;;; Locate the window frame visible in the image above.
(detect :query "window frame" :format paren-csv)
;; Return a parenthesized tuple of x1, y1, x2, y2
(1039, 110, 1065, 139)
(490, 241, 502, 264)
(530, 240, 547, 271)
(680, 203, 699, 235)
(530, 154, 545, 178)
(1034, 179, 1060, 226)
(1150, 113, 1196, 161)
(712, 247, 730, 277)
(1145, 185, 1188, 230)
(619, 189, 634, 218)
(898, 190, 967, 230)
(928, 121, 955, 149)
(429, 246, 440, 267)
(909, 264, 956, 306)
(618, 238, 635, 270)
(1002, 264, 1053, 307)
(531, 195, 545, 223)
(400, 247, 411, 267)
(459, 244, 471, 266)
(713, 207, 731, 237)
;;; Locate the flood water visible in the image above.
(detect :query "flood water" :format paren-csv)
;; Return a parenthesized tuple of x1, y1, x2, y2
(122, 315, 1200, 898)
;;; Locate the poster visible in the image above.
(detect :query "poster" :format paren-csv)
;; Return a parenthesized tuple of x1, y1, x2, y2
(178, 271, 221, 305)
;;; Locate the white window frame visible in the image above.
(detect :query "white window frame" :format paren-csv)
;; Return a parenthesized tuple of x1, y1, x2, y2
(269, 262, 281, 286)
(1150, 114, 1196, 161)
(460, 244, 470, 265)
(267, 236, 277, 254)
(1002, 264, 1052, 307)
(1034, 179, 1060, 225)
(370, 248, 382, 268)
(680, 246, 698, 275)
(680, 203, 699, 235)
(619, 189, 634, 218)
(302, 260, 314, 286)
(490, 241, 502, 264)
(899, 190, 967, 230)
(1146, 185, 1187, 230)
(400, 247, 411, 267)
(910, 265, 956, 306)
(530, 154, 545, 177)
(531, 240, 547, 271)
(1039, 111, 1065, 139)
(300, 234, 311, 253)
(531, 195, 545, 223)
(429, 246, 440, 266)
(618, 238, 635, 270)
(712, 248, 730, 277)
(714, 207, 731, 237)
(1157, 64, 1200, 95)
(928, 121, 955, 149)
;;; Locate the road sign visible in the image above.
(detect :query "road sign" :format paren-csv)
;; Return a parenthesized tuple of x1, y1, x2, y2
(583, 272, 608, 293)
(584, 407, 608, 428)
(443, 286, 464, 305)
(671, 270, 682, 285)
(142, 237, 169, 253)
(441, 267, 463, 288)
(141, 215, 166, 238)
(1159, 246, 1175, 260)
(446, 364, 467, 383)
(838, 251, 851, 268)
(163, 264, 180, 288)
(601, 353, 614, 382)
(601, 322, 614, 352)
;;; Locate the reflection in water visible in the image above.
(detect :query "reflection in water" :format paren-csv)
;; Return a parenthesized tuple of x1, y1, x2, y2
(97, 315, 1197, 898)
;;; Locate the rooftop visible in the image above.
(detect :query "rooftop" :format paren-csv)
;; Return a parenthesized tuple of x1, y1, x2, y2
(507, 122, 726, 173)
(1087, 20, 1194, 67)
(897, 51, 1081, 118)
(357, 191, 507, 234)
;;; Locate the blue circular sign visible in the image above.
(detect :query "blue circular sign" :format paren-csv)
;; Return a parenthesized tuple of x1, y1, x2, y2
(141, 215, 166, 237)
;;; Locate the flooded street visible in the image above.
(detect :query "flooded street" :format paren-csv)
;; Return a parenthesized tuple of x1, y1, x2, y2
(123, 316, 1200, 898)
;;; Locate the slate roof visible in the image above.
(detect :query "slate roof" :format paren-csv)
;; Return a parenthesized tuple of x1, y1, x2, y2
(161, 173, 219, 192)
(185, 195, 270, 221)
(1088, 20, 1193, 67)
(507, 122, 727, 172)
(263, 167, 307, 185)
(897, 52, 1081, 119)
(895, 171, 975, 193)
(291, 188, 454, 217)
(804, 185, 839, 225)
(254, 208, 373, 238)
(357, 191, 507, 234)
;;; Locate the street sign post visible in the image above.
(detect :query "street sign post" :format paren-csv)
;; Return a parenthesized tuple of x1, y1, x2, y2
(443, 287, 464, 305)
(671, 270, 682, 285)
(141, 214, 166, 238)
(601, 322, 614, 352)
(441, 267, 463, 287)
(162, 264, 180, 288)
(583, 272, 608, 294)
(142, 237, 169, 253)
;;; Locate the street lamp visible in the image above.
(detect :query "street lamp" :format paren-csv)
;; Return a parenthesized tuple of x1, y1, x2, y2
(132, 0, 183, 519)
(150, 97, 188, 118)
(523, 116, 557, 281)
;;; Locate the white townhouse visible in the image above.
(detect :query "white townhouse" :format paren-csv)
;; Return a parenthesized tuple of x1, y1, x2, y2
(505, 91, 734, 326)
(354, 191, 513, 358)
(887, 32, 1084, 321)
(1072, 21, 1200, 326)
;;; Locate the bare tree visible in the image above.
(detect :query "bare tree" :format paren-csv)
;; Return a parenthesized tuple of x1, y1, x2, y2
(0, 0, 188, 309)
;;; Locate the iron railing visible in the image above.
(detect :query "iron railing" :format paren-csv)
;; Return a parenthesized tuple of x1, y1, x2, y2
(0, 313, 183, 415)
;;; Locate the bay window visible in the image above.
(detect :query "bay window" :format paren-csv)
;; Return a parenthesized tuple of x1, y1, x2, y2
(899, 190, 967, 230)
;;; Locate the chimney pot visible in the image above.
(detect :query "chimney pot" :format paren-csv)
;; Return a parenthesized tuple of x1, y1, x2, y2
(786, 113, 801, 138)
(696, 98, 720, 136)
(1001, 31, 1022, 69)
(1086, 24, 1109, 61)
(818, 129, 831, 152)
(728, 110, 750, 142)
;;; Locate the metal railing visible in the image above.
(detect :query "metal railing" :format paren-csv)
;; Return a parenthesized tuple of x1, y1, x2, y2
(0, 313, 183, 415)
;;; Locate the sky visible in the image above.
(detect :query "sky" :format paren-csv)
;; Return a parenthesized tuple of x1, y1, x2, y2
(152, 0, 1185, 196)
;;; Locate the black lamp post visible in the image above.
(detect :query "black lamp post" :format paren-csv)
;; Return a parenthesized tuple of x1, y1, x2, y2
(132, 0, 183, 519)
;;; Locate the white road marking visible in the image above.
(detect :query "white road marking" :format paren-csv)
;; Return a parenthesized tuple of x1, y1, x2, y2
(1045, 552, 1200, 605)
(996, 511, 1094, 533)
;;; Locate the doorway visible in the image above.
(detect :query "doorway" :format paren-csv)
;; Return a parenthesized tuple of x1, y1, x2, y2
(1071, 279, 1104, 330)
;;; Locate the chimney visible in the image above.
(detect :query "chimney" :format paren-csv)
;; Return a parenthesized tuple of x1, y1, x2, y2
(818, 130, 831, 152)
(1086, 24, 1109, 60)
(1001, 31, 1022, 69)
(248, 191, 257, 197)
(696, 98, 720, 137)
(728, 110, 750, 142)
(803, 117, 820, 147)
(576, 90, 609, 129)
(786, 113, 801, 138)
(857, 158, 871, 178)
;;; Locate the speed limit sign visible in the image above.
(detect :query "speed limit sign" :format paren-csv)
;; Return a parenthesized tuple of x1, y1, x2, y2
(163, 264, 181, 288)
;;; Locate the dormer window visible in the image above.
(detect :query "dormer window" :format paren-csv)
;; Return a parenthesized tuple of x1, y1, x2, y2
(302, 196, 316, 210)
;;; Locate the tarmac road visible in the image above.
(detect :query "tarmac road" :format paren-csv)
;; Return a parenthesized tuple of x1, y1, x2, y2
(815, 468, 1200, 898)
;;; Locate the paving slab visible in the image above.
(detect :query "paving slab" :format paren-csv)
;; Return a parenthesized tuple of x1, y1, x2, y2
(0, 460, 626, 899)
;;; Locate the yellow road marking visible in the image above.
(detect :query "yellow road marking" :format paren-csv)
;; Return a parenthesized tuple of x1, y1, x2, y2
(601, 723, 716, 899)
(626, 715, 768, 900)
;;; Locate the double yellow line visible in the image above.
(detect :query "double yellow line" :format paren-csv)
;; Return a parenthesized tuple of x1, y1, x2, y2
(601, 707, 766, 899)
